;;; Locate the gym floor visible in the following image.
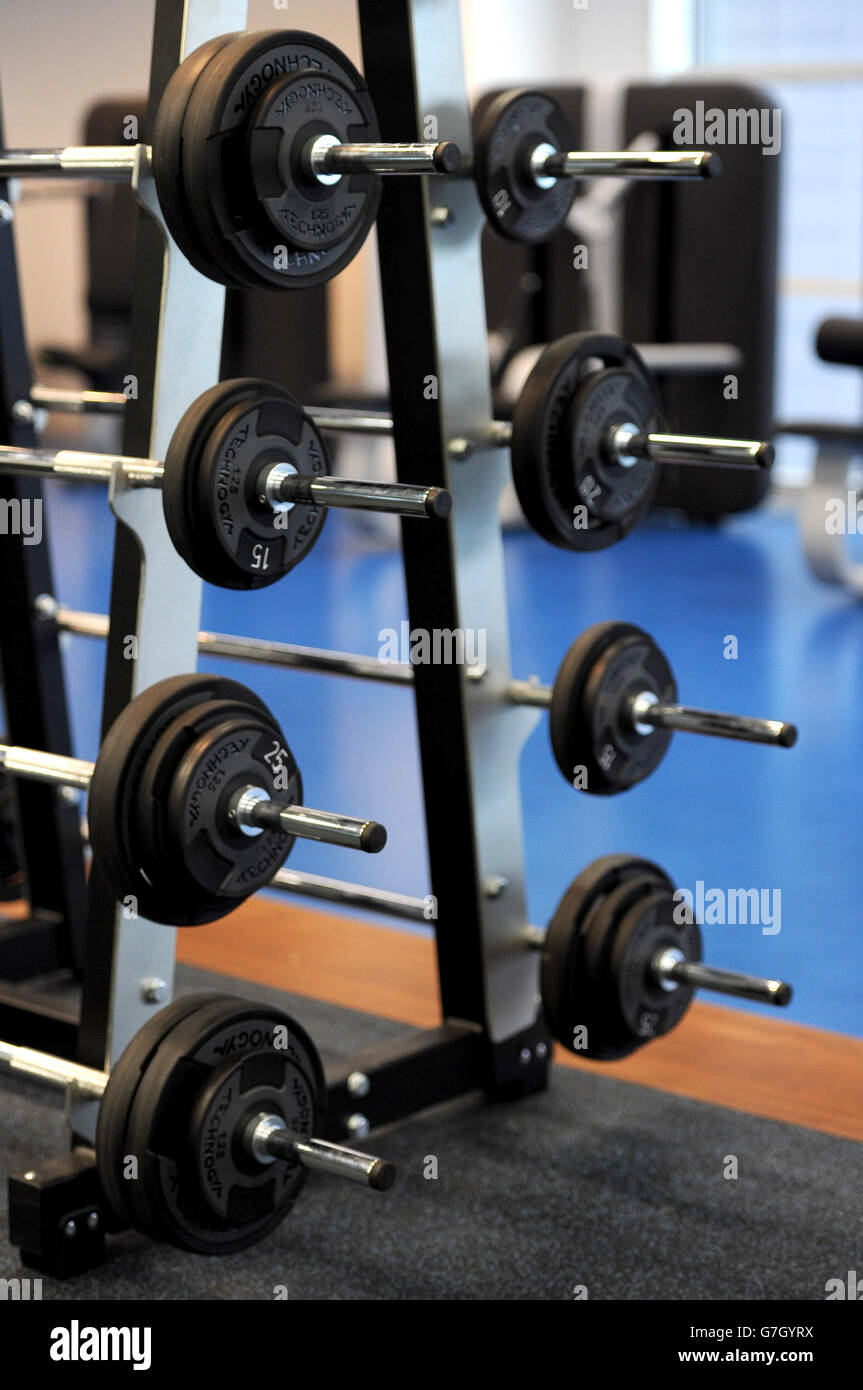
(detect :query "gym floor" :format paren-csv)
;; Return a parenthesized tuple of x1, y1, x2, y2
(43, 458, 863, 1042)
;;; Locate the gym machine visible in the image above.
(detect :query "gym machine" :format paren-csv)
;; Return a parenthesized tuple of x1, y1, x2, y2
(0, 0, 796, 1277)
(778, 316, 863, 595)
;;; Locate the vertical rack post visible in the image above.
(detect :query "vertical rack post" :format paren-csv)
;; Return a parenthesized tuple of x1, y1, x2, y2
(0, 85, 88, 1005)
(75, 0, 248, 1103)
(358, 0, 551, 1091)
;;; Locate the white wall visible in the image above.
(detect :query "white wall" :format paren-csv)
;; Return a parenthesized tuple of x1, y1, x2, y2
(0, 0, 155, 352)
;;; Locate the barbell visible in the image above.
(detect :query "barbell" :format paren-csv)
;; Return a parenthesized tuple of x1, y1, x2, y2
(2, 993, 394, 1255)
(535, 854, 792, 1060)
(8, 335, 772, 584)
(0, 673, 386, 926)
(0, 32, 717, 293)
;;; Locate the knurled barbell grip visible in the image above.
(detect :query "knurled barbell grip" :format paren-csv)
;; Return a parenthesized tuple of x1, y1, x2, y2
(628, 694, 797, 748)
(651, 951, 792, 1007)
(247, 1115, 395, 1191)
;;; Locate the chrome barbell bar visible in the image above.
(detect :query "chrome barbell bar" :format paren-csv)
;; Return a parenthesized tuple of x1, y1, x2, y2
(44, 603, 795, 749)
(0, 738, 385, 854)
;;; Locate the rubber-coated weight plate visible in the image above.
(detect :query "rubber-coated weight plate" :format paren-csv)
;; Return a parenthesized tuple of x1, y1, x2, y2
(163, 378, 288, 585)
(577, 627, 677, 793)
(473, 89, 575, 243)
(511, 332, 665, 551)
(567, 364, 662, 525)
(96, 993, 237, 1225)
(134, 691, 299, 923)
(165, 709, 301, 903)
(511, 332, 628, 549)
(606, 889, 701, 1056)
(549, 621, 651, 791)
(122, 997, 324, 1253)
(181, 30, 380, 290)
(89, 674, 274, 925)
(151, 32, 252, 289)
(134, 695, 271, 881)
(194, 386, 327, 589)
(540, 853, 672, 1051)
(247, 68, 380, 253)
(579, 875, 669, 1059)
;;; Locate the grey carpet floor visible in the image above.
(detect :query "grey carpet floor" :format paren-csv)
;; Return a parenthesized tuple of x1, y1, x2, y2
(0, 964, 860, 1300)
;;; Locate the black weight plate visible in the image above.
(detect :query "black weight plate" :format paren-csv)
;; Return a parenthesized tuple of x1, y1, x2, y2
(123, 997, 325, 1253)
(89, 674, 271, 925)
(567, 364, 662, 525)
(164, 709, 301, 903)
(188, 1049, 314, 1222)
(579, 875, 672, 1059)
(181, 30, 380, 290)
(96, 992, 237, 1225)
(194, 388, 328, 589)
(162, 377, 295, 585)
(549, 620, 649, 790)
(247, 68, 380, 253)
(511, 332, 632, 550)
(607, 889, 702, 1056)
(119, 996, 270, 1244)
(134, 692, 296, 924)
(133, 694, 271, 881)
(540, 853, 671, 1051)
(577, 628, 677, 794)
(151, 32, 252, 289)
(473, 88, 575, 243)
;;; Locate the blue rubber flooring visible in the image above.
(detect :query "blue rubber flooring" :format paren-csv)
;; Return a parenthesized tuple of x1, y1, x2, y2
(44, 478, 863, 1039)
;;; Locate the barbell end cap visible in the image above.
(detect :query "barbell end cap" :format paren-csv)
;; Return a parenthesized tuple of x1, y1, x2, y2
(368, 1158, 397, 1191)
(778, 722, 798, 749)
(755, 440, 775, 468)
(360, 821, 388, 854)
(773, 981, 793, 1007)
(433, 141, 461, 174)
(425, 486, 452, 519)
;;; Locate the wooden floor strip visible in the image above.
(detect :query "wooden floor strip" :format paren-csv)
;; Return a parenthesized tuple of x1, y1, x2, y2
(177, 895, 863, 1143)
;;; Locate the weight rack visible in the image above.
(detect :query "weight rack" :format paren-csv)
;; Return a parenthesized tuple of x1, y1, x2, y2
(0, 0, 797, 1279)
(0, 0, 551, 1276)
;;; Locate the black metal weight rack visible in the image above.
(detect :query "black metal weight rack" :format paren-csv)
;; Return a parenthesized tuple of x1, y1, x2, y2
(0, 0, 793, 1277)
(0, 88, 88, 1046)
(0, 0, 549, 1276)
